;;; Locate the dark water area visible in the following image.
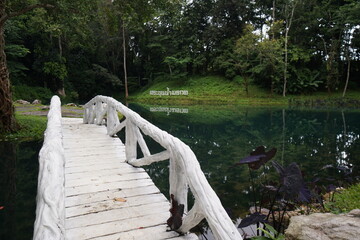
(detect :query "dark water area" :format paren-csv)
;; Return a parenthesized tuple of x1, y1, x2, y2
(0, 140, 41, 240)
(128, 103, 360, 236)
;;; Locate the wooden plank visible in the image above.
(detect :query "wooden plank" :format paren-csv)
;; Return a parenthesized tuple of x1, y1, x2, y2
(65, 158, 121, 168)
(66, 171, 150, 188)
(66, 201, 169, 229)
(94, 224, 195, 240)
(65, 166, 145, 181)
(65, 162, 128, 173)
(65, 178, 155, 197)
(64, 150, 125, 159)
(65, 185, 162, 207)
(66, 192, 168, 218)
(63, 145, 124, 152)
(66, 212, 170, 239)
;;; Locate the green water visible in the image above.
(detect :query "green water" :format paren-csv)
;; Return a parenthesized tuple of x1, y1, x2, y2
(128, 104, 360, 221)
(0, 140, 41, 240)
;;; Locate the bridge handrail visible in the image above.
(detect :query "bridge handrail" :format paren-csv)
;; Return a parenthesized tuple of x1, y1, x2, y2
(84, 95, 242, 240)
(33, 96, 65, 240)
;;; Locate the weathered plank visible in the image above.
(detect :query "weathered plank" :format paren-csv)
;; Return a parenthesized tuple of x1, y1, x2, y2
(62, 118, 197, 240)
(66, 212, 170, 239)
(66, 171, 150, 187)
(94, 224, 198, 240)
(66, 193, 168, 218)
(65, 185, 161, 207)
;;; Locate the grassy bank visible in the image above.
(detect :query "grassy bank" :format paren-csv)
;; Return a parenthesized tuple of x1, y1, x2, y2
(1, 104, 83, 141)
(130, 75, 360, 106)
(1, 114, 47, 141)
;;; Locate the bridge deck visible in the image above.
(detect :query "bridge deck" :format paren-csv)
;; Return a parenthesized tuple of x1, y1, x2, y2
(62, 118, 197, 240)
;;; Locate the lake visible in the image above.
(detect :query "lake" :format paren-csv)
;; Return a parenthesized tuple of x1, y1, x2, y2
(127, 103, 360, 238)
(0, 104, 359, 239)
(0, 140, 41, 240)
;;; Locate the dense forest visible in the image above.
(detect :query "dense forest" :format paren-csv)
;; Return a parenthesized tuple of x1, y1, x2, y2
(2, 0, 360, 102)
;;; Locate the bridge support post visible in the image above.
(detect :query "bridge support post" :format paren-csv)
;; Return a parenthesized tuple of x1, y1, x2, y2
(125, 120, 137, 161)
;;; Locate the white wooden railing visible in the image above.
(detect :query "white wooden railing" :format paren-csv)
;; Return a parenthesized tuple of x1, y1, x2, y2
(33, 96, 65, 240)
(83, 95, 242, 240)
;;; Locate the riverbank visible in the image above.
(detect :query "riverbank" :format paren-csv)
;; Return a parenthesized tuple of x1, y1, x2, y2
(129, 76, 360, 107)
(0, 104, 83, 141)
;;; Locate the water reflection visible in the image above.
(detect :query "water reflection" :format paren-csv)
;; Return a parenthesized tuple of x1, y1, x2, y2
(0, 141, 41, 240)
(129, 104, 360, 224)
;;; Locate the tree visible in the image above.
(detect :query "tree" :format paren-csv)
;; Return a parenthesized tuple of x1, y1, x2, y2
(235, 25, 259, 95)
(338, 0, 360, 97)
(282, 0, 297, 97)
(0, 1, 53, 133)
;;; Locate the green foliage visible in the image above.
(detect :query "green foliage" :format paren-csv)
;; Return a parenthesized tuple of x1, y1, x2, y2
(325, 183, 360, 213)
(5, 43, 30, 83)
(43, 60, 68, 81)
(12, 85, 53, 104)
(1, 115, 47, 141)
(2, 0, 360, 101)
(287, 68, 322, 94)
(71, 64, 123, 100)
(251, 223, 285, 240)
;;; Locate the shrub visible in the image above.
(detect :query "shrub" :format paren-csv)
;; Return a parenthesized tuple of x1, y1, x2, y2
(12, 85, 53, 104)
(325, 183, 360, 213)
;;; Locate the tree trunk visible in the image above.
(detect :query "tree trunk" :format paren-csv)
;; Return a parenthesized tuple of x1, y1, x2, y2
(123, 23, 128, 99)
(272, 0, 276, 40)
(283, 2, 296, 97)
(0, 22, 18, 132)
(342, 49, 350, 98)
(57, 35, 65, 96)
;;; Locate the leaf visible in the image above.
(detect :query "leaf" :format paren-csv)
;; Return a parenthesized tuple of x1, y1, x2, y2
(236, 146, 277, 170)
(114, 197, 127, 202)
(272, 161, 312, 202)
(238, 154, 266, 164)
(0, 206, 4, 210)
(238, 212, 268, 228)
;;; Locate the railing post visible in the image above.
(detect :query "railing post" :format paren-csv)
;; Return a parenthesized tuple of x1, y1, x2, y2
(125, 120, 137, 162)
(107, 106, 120, 136)
(169, 152, 188, 213)
(88, 103, 96, 124)
(95, 101, 105, 125)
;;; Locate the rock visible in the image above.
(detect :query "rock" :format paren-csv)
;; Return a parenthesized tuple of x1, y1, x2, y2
(286, 210, 360, 240)
(32, 99, 41, 104)
(66, 103, 77, 107)
(348, 209, 360, 217)
(15, 99, 30, 104)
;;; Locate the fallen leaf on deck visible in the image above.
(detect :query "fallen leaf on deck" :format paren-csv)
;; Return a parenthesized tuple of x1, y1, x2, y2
(114, 197, 127, 202)
(0, 206, 4, 210)
(138, 227, 144, 229)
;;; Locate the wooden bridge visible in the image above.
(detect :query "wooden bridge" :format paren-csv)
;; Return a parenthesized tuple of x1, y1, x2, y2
(33, 96, 242, 240)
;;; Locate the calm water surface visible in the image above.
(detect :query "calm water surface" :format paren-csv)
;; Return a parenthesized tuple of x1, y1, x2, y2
(0, 140, 41, 240)
(128, 103, 360, 237)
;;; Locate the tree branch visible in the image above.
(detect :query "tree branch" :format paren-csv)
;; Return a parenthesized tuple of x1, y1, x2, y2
(0, 4, 54, 26)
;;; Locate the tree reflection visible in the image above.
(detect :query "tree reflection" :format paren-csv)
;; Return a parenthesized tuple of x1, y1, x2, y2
(0, 141, 40, 240)
(130, 103, 360, 222)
